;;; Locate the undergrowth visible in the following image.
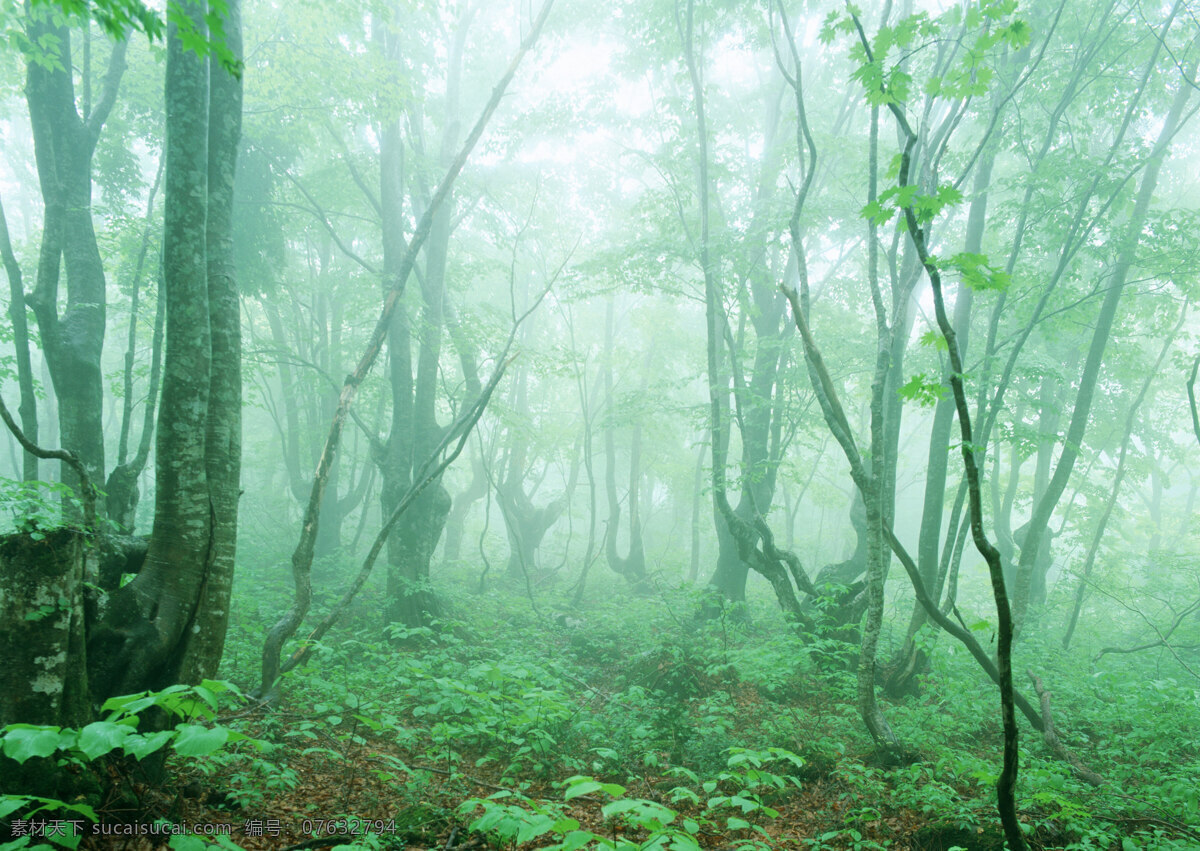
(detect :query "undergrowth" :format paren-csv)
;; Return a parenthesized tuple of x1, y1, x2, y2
(4, 571, 1199, 850)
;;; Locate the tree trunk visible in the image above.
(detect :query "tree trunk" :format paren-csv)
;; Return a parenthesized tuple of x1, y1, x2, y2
(603, 297, 647, 587)
(181, 1, 243, 682)
(0, 195, 39, 482)
(1011, 74, 1192, 632)
(24, 13, 127, 497)
(87, 0, 243, 698)
(884, 150, 992, 698)
(0, 529, 89, 727)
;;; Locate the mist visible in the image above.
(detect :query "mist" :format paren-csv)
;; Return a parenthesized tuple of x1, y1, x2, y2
(1, 0, 1199, 848)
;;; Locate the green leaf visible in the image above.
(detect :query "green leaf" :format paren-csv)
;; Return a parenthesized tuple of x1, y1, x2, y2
(564, 776, 624, 800)
(563, 779, 603, 800)
(601, 798, 643, 818)
(898, 373, 947, 407)
(77, 721, 131, 760)
(515, 813, 557, 843)
(0, 795, 32, 819)
(552, 830, 600, 851)
(101, 692, 157, 718)
(947, 252, 1011, 292)
(123, 730, 174, 761)
(727, 816, 751, 830)
(859, 199, 894, 225)
(919, 330, 949, 352)
(191, 684, 219, 713)
(172, 724, 229, 757)
(2, 725, 62, 763)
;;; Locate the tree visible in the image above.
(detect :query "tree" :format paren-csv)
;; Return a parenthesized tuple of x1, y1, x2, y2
(23, 3, 129, 495)
(258, 0, 556, 694)
(88, 0, 243, 696)
(0, 0, 243, 732)
(602, 296, 648, 589)
(0, 193, 38, 482)
(1009, 21, 1196, 631)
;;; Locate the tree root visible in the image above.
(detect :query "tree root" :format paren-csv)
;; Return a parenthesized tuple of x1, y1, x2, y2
(1027, 670, 1104, 787)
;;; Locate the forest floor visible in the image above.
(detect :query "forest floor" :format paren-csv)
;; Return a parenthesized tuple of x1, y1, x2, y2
(61, 577, 1200, 850)
(156, 712, 992, 851)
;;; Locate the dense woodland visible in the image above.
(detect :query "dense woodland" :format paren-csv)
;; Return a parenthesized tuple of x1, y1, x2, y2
(1, 0, 1200, 848)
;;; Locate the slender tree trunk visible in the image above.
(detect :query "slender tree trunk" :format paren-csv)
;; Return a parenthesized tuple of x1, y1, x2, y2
(885, 151, 992, 697)
(1011, 72, 1193, 631)
(688, 444, 703, 583)
(0, 195, 39, 481)
(105, 161, 166, 533)
(603, 297, 647, 586)
(1062, 301, 1188, 649)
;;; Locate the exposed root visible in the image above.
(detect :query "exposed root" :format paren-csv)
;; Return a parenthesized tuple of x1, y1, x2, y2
(1027, 670, 1105, 787)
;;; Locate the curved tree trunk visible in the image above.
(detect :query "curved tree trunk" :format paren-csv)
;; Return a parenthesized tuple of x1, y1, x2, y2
(24, 12, 128, 500)
(884, 151, 992, 698)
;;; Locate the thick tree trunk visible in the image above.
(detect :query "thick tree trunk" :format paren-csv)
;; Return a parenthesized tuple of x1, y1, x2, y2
(0, 529, 89, 727)
(180, 2, 243, 683)
(93, 2, 213, 697)
(383, 484, 450, 627)
(497, 483, 564, 581)
(88, 1, 243, 698)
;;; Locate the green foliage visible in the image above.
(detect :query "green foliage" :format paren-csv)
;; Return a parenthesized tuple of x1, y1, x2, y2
(462, 749, 800, 851)
(0, 479, 88, 538)
(165, 0, 242, 77)
(940, 253, 1011, 292)
(0, 681, 261, 849)
(897, 373, 947, 408)
(30, 0, 163, 41)
(0, 680, 251, 770)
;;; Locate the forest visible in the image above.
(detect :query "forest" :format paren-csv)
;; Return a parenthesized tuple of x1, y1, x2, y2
(1, 0, 1199, 848)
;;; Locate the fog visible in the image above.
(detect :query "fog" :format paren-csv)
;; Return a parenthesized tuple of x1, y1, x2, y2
(1, 0, 1199, 848)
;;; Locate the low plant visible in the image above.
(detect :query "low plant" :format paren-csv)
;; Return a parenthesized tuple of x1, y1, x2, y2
(1, 681, 260, 850)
